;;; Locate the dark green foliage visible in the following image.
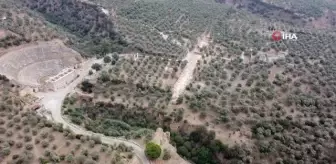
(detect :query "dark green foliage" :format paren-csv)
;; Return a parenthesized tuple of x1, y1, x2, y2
(171, 127, 242, 164)
(176, 96, 183, 105)
(24, 0, 116, 38)
(111, 60, 116, 65)
(99, 71, 110, 82)
(66, 102, 159, 137)
(80, 80, 94, 93)
(112, 53, 119, 61)
(23, 0, 127, 56)
(145, 142, 161, 159)
(103, 56, 112, 63)
(91, 63, 102, 71)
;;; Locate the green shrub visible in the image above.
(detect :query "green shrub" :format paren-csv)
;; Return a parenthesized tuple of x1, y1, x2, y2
(104, 56, 112, 63)
(145, 142, 161, 159)
(91, 63, 102, 71)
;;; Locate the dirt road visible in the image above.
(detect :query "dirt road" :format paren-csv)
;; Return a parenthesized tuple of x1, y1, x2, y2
(171, 33, 210, 101)
(35, 58, 150, 164)
(171, 50, 201, 101)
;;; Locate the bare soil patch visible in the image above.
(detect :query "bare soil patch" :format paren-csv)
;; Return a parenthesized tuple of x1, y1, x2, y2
(0, 29, 6, 40)
(171, 33, 211, 101)
(309, 10, 336, 29)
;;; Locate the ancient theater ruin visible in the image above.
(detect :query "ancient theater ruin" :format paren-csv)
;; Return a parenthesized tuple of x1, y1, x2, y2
(45, 67, 79, 91)
(0, 40, 82, 92)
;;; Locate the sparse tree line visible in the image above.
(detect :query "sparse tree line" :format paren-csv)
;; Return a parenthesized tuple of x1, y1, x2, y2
(0, 6, 59, 48)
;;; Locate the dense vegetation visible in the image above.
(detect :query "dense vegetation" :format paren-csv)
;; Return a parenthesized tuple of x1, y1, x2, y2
(171, 126, 250, 164)
(22, 0, 127, 56)
(63, 56, 180, 139)
(90, 0, 276, 58)
(1, 0, 334, 163)
(56, 0, 336, 163)
(0, 76, 134, 164)
(264, 0, 336, 18)
(177, 27, 336, 164)
(64, 101, 157, 138)
(216, 0, 306, 26)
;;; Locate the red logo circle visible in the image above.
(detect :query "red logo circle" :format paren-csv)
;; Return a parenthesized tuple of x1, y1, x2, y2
(272, 31, 282, 41)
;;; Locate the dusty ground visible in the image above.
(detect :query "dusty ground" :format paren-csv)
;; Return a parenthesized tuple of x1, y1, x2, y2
(0, 39, 82, 85)
(171, 32, 210, 101)
(0, 29, 6, 40)
(310, 10, 336, 29)
(258, 49, 287, 63)
(208, 125, 252, 147)
(180, 109, 252, 147)
(268, 66, 285, 82)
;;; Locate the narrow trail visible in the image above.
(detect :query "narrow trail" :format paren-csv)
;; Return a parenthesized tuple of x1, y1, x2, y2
(171, 33, 211, 102)
(35, 58, 150, 164)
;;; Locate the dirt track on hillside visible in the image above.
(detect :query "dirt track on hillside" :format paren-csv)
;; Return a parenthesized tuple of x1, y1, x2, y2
(171, 33, 210, 101)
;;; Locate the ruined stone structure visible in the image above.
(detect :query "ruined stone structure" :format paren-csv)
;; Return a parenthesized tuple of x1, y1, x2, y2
(0, 40, 82, 91)
(45, 68, 78, 91)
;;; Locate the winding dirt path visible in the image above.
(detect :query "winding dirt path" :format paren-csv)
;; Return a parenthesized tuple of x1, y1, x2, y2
(35, 58, 150, 164)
